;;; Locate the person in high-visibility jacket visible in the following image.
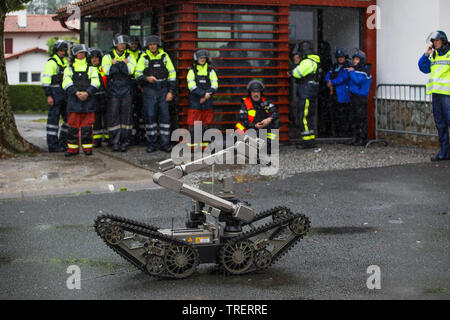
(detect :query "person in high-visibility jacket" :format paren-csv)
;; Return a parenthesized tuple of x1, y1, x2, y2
(135, 35, 176, 153)
(62, 44, 100, 156)
(186, 49, 219, 150)
(291, 41, 321, 149)
(101, 34, 137, 152)
(42, 40, 69, 152)
(127, 36, 146, 146)
(419, 30, 450, 161)
(235, 80, 280, 154)
(89, 47, 108, 148)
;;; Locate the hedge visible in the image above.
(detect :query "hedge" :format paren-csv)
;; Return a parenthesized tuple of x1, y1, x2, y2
(8, 84, 48, 113)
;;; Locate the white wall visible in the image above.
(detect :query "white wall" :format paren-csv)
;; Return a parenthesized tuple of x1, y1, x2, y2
(439, 0, 450, 34)
(6, 52, 49, 85)
(4, 33, 72, 53)
(377, 0, 449, 86)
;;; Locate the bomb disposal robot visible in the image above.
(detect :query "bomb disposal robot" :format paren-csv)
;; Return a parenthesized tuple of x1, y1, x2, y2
(95, 136, 310, 279)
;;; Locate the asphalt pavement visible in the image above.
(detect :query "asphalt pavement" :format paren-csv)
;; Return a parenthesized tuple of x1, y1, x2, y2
(0, 161, 448, 300)
(0, 115, 448, 301)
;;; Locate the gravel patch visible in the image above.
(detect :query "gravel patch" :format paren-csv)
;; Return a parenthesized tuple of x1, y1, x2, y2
(99, 142, 437, 187)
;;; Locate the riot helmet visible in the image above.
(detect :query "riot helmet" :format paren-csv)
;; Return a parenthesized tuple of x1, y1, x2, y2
(334, 48, 348, 59)
(129, 36, 141, 45)
(113, 34, 130, 47)
(53, 40, 69, 54)
(88, 47, 103, 59)
(247, 80, 265, 93)
(193, 49, 211, 63)
(351, 49, 367, 65)
(426, 30, 448, 45)
(143, 35, 162, 47)
(71, 44, 89, 57)
(296, 41, 314, 57)
(129, 36, 141, 50)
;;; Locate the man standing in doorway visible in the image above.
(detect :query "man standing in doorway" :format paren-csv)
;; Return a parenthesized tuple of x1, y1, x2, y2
(325, 48, 351, 138)
(291, 42, 321, 149)
(419, 31, 450, 161)
(347, 49, 372, 146)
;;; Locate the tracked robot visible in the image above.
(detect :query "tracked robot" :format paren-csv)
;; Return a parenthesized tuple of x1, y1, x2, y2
(95, 136, 310, 279)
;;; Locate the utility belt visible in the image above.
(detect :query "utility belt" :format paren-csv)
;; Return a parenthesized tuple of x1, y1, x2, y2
(109, 73, 131, 82)
(295, 73, 318, 85)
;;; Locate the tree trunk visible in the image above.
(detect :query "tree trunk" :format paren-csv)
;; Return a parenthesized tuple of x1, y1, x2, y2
(0, 3, 40, 158)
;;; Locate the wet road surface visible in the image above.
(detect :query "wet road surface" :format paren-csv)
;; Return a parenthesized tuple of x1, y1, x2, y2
(0, 162, 449, 300)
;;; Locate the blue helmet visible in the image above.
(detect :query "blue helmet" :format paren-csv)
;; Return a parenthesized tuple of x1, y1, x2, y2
(352, 49, 367, 65)
(334, 48, 348, 59)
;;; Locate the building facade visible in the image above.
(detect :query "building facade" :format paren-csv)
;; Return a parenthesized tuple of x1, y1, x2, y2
(5, 11, 79, 85)
(54, 0, 377, 141)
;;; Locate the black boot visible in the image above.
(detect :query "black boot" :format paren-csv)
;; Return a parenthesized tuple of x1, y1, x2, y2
(94, 139, 102, 148)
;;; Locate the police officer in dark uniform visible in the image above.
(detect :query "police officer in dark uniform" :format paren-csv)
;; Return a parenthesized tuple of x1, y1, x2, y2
(101, 34, 137, 152)
(89, 47, 108, 148)
(127, 36, 146, 146)
(42, 40, 70, 152)
(290, 42, 321, 149)
(135, 35, 176, 153)
(325, 48, 351, 137)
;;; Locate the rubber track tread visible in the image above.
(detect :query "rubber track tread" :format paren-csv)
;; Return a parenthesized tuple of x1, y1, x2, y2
(94, 215, 198, 279)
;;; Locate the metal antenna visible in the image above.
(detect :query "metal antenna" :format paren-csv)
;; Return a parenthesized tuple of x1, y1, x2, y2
(211, 164, 215, 194)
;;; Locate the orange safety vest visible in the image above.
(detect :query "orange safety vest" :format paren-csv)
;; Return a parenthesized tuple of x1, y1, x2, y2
(235, 97, 270, 133)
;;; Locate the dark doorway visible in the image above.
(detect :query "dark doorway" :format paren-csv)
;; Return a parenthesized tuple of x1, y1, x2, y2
(289, 6, 363, 140)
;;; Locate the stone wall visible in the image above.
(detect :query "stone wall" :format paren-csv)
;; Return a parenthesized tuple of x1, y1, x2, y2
(375, 99, 439, 148)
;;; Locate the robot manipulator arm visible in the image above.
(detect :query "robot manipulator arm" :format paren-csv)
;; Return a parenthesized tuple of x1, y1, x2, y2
(157, 135, 266, 178)
(152, 135, 264, 224)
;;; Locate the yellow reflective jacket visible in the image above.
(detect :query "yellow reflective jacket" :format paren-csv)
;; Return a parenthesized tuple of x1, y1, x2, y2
(427, 51, 450, 95)
(42, 54, 68, 96)
(136, 48, 176, 94)
(293, 54, 320, 80)
(62, 58, 100, 113)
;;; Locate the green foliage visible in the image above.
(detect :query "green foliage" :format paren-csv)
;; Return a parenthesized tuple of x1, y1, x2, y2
(8, 85, 47, 113)
(5, 0, 33, 13)
(26, 0, 72, 15)
(46, 36, 79, 56)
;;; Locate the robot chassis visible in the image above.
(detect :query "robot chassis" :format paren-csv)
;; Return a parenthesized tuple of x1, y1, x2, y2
(95, 136, 311, 279)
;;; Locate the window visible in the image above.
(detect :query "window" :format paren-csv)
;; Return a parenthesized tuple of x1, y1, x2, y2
(5, 38, 13, 54)
(19, 72, 28, 83)
(193, 4, 284, 132)
(31, 72, 41, 82)
(81, 9, 158, 53)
